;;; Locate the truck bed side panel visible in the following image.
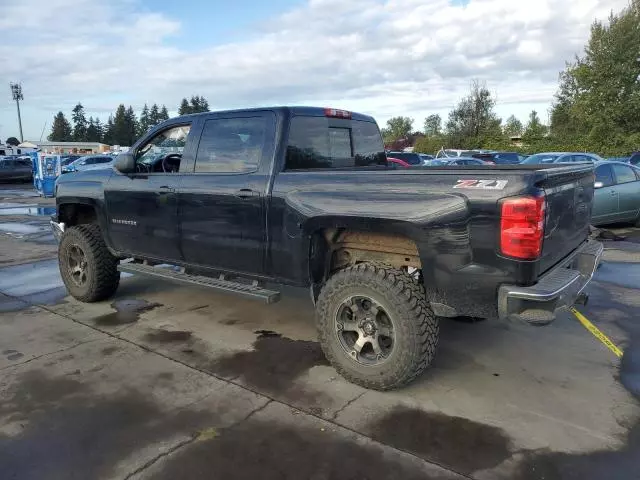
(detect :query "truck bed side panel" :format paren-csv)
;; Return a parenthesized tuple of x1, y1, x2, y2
(270, 169, 542, 317)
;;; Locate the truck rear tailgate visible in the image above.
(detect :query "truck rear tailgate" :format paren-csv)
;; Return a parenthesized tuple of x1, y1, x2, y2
(536, 164, 594, 274)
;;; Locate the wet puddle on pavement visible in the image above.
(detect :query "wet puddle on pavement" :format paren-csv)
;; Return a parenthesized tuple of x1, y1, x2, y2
(93, 299, 162, 326)
(209, 332, 329, 393)
(0, 206, 56, 216)
(143, 329, 193, 343)
(0, 259, 67, 311)
(0, 189, 40, 199)
(0, 223, 50, 235)
(367, 406, 512, 474)
(594, 262, 640, 289)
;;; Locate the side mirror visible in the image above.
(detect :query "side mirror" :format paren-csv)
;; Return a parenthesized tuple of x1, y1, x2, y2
(594, 181, 604, 189)
(114, 153, 135, 174)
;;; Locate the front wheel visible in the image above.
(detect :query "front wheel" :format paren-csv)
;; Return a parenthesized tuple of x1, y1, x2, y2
(316, 262, 438, 390)
(58, 224, 120, 302)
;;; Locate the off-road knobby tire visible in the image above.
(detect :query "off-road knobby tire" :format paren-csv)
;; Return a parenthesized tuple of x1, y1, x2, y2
(316, 262, 439, 391)
(58, 224, 120, 302)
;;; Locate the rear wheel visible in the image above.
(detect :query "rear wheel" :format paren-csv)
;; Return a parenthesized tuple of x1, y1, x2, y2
(59, 224, 120, 302)
(316, 262, 438, 390)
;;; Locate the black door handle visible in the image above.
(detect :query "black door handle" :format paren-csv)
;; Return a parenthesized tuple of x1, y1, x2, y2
(236, 189, 259, 199)
(159, 185, 176, 193)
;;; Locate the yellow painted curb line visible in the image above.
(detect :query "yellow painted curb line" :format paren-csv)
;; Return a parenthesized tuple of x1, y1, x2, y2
(570, 307, 623, 358)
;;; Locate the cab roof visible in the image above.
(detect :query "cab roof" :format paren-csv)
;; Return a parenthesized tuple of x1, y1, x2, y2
(177, 106, 377, 123)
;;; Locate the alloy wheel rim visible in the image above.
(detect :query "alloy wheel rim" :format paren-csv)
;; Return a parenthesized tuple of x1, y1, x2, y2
(334, 295, 395, 366)
(67, 244, 88, 287)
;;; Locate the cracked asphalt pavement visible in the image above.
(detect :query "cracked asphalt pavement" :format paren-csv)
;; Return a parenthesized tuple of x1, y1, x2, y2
(1, 184, 639, 479)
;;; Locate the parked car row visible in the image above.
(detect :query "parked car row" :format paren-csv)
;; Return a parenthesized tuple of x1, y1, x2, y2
(521, 152, 604, 164)
(385, 150, 640, 229)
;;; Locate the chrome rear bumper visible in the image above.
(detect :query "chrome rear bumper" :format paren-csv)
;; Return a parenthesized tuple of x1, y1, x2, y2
(498, 240, 603, 325)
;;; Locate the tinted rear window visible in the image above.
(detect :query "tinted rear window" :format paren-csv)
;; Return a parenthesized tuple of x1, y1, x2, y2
(285, 116, 385, 170)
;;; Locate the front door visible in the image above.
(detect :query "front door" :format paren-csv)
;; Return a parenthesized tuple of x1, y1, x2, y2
(592, 164, 619, 225)
(179, 112, 276, 275)
(611, 163, 640, 222)
(104, 123, 196, 261)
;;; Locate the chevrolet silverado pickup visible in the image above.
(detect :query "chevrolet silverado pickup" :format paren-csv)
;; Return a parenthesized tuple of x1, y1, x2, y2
(52, 106, 603, 390)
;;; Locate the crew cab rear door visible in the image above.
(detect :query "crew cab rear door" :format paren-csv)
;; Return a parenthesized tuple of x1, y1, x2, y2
(177, 111, 277, 275)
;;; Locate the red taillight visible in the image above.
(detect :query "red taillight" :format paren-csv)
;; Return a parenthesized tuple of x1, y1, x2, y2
(324, 108, 351, 119)
(500, 195, 545, 260)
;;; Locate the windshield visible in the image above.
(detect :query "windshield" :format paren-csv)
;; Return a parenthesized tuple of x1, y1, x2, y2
(521, 153, 560, 164)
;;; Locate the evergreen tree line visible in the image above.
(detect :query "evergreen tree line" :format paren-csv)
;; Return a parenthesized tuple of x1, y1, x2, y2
(386, 1, 640, 157)
(48, 95, 210, 146)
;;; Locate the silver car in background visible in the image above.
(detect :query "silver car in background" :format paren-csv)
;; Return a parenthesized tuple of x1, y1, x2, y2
(521, 152, 604, 164)
(61, 155, 115, 174)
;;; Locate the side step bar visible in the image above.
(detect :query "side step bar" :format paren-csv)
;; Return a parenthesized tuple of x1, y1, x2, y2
(117, 263, 280, 304)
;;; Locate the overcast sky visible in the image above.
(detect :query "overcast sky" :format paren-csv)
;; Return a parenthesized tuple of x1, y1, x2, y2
(0, 0, 626, 141)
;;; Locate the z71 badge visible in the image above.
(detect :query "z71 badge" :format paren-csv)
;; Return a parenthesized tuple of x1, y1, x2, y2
(453, 179, 508, 190)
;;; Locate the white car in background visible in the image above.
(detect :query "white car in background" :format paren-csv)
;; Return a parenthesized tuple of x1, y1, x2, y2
(61, 155, 115, 174)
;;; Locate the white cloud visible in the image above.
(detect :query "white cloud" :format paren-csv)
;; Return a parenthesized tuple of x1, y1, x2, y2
(0, 0, 627, 139)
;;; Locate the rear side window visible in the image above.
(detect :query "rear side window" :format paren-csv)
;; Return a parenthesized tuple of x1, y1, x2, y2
(595, 164, 614, 187)
(195, 117, 267, 173)
(612, 164, 637, 184)
(285, 116, 385, 170)
(629, 153, 640, 166)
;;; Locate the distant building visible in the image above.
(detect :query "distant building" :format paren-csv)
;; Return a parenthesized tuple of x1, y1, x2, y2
(35, 141, 111, 154)
(0, 142, 38, 156)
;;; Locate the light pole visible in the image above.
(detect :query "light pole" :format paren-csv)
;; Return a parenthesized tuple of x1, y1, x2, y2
(10, 83, 24, 143)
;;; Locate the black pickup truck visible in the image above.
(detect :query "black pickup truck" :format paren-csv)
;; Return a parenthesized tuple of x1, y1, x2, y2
(52, 106, 603, 390)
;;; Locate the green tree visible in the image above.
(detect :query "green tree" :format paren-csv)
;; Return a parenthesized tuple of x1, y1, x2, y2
(139, 103, 151, 136)
(94, 118, 104, 142)
(522, 110, 548, 143)
(445, 80, 502, 148)
(48, 112, 73, 141)
(111, 105, 129, 145)
(381, 116, 414, 143)
(423, 114, 442, 136)
(178, 98, 191, 115)
(550, 0, 640, 154)
(71, 102, 88, 141)
(103, 116, 115, 145)
(503, 115, 524, 136)
(85, 117, 101, 142)
(149, 103, 161, 126)
(5, 137, 20, 146)
(190, 95, 209, 113)
(125, 106, 139, 145)
(159, 105, 170, 121)
(413, 135, 446, 155)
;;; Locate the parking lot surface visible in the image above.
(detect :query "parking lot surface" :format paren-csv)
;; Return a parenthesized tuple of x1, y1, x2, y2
(1, 184, 639, 479)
